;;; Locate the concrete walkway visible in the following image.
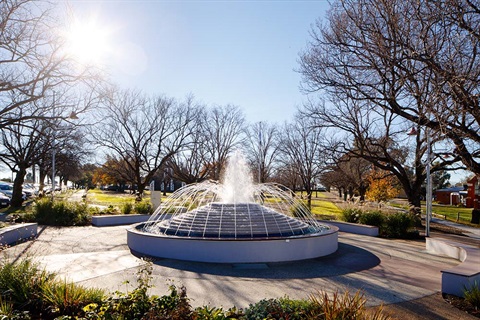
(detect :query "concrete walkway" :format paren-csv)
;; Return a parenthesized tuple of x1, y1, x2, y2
(430, 216, 480, 239)
(3, 225, 477, 320)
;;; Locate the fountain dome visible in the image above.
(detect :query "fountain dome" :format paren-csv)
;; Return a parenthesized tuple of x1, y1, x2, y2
(127, 152, 338, 263)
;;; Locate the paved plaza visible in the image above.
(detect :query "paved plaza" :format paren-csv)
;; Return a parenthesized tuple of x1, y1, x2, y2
(4, 224, 478, 320)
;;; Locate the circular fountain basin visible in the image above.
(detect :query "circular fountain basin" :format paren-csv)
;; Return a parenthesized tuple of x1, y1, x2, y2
(127, 223, 339, 263)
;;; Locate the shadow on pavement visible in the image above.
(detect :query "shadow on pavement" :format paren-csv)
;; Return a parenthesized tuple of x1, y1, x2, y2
(150, 243, 380, 279)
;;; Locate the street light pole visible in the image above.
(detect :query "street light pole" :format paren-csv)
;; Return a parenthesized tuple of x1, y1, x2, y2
(408, 126, 432, 237)
(425, 128, 432, 237)
(52, 91, 56, 199)
(258, 122, 262, 184)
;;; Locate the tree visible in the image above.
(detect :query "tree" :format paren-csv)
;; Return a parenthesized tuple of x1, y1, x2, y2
(0, 0, 99, 130)
(93, 156, 132, 190)
(431, 167, 451, 191)
(169, 101, 210, 184)
(201, 105, 246, 180)
(323, 153, 372, 201)
(278, 115, 327, 208)
(0, 118, 49, 206)
(299, 0, 480, 175)
(365, 170, 400, 203)
(244, 121, 280, 183)
(92, 88, 197, 197)
(73, 163, 98, 189)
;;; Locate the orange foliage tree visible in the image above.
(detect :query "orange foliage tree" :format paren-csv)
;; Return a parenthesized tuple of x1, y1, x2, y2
(365, 170, 400, 203)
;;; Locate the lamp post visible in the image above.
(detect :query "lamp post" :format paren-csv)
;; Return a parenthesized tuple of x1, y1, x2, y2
(408, 126, 432, 237)
(51, 92, 56, 199)
(51, 91, 78, 199)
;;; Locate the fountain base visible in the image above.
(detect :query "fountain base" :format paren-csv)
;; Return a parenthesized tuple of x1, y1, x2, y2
(127, 223, 339, 263)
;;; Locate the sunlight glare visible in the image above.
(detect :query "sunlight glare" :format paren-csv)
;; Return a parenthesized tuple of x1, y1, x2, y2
(64, 15, 113, 66)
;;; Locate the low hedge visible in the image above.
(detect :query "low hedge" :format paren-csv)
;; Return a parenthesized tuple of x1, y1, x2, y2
(341, 208, 418, 238)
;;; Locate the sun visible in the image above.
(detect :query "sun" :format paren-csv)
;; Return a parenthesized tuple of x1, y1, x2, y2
(63, 14, 113, 66)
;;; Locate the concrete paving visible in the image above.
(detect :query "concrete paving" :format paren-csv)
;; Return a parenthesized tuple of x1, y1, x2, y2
(3, 225, 463, 311)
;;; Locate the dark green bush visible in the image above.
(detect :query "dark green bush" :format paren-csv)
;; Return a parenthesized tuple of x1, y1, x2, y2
(464, 281, 480, 309)
(40, 280, 105, 318)
(244, 297, 317, 320)
(383, 212, 416, 238)
(358, 211, 385, 228)
(134, 201, 153, 215)
(341, 208, 363, 223)
(33, 198, 91, 226)
(0, 257, 52, 314)
(121, 202, 133, 215)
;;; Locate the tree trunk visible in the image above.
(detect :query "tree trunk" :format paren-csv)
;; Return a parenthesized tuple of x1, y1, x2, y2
(11, 166, 27, 207)
(307, 192, 312, 210)
(39, 167, 47, 193)
(359, 184, 367, 201)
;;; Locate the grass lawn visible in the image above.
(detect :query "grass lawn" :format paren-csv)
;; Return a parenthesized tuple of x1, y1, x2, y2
(86, 189, 137, 207)
(310, 199, 342, 219)
(431, 204, 478, 226)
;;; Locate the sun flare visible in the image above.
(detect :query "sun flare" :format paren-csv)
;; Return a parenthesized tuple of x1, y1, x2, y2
(63, 15, 112, 66)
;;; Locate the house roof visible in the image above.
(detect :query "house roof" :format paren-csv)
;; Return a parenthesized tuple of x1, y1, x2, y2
(436, 186, 465, 192)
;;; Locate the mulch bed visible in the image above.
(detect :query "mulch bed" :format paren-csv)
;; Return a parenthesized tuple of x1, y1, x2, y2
(444, 294, 480, 318)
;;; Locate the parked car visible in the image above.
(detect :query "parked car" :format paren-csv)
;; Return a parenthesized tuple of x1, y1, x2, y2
(0, 183, 27, 200)
(0, 192, 10, 207)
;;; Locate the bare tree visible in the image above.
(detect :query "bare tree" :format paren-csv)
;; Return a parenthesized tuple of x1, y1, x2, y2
(93, 88, 197, 197)
(202, 104, 246, 180)
(301, 97, 461, 216)
(169, 102, 210, 184)
(278, 115, 328, 208)
(299, 0, 480, 175)
(0, 0, 100, 129)
(244, 121, 280, 183)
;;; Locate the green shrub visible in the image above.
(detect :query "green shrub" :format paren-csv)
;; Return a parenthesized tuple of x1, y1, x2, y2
(194, 305, 243, 319)
(121, 202, 134, 215)
(308, 290, 390, 320)
(244, 297, 318, 320)
(341, 208, 363, 223)
(33, 198, 91, 226)
(358, 211, 385, 228)
(85, 262, 193, 319)
(384, 212, 416, 238)
(40, 280, 105, 318)
(134, 201, 153, 214)
(0, 257, 53, 315)
(464, 281, 480, 309)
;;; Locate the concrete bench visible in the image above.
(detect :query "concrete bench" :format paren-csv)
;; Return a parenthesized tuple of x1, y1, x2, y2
(0, 223, 38, 246)
(426, 237, 480, 297)
(91, 214, 151, 226)
(318, 220, 379, 236)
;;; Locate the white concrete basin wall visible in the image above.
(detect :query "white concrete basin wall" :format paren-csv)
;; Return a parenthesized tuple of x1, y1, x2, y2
(127, 224, 339, 263)
(427, 237, 480, 297)
(318, 220, 379, 236)
(92, 214, 151, 227)
(0, 223, 37, 246)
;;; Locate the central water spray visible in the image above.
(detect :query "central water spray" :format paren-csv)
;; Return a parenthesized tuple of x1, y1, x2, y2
(127, 151, 338, 263)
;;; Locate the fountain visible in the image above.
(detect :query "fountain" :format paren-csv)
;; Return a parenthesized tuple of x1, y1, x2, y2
(127, 151, 338, 263)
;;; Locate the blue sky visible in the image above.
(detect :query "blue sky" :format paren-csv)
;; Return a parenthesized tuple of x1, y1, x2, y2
(68, 0, 331, 123)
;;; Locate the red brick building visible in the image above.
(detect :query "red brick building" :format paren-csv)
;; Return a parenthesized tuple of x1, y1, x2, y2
(466, 176, 480, 209)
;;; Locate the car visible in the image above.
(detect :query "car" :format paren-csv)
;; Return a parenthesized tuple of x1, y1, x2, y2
(0, 192, 10, 207)
(0, 183, 27, 200)
(0, 183, 13, 198)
